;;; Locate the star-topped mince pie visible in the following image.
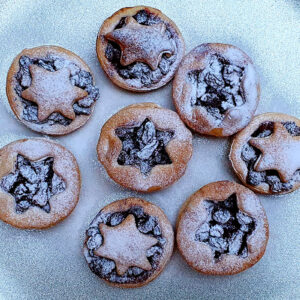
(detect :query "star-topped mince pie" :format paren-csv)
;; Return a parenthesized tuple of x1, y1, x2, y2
(97, 103, 193, 192)
(6, 46, 100, 135)
(176, 181, 269, 275)
(96, 6, 185, 92)
(230, 113, 300, 194)
(0, 138, 80, 229)
(83, 197, 174, 288)
(173, 43, 260, 136)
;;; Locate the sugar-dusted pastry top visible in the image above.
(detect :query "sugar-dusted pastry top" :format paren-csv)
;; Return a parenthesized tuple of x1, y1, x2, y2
(83, 198, 174, 288)
(97, 6, 185, 91)
(176, 181, 269, 275)
(173, 43, 260, 136)
(0, 138, 80, 229)
(230, 113, 300, 194)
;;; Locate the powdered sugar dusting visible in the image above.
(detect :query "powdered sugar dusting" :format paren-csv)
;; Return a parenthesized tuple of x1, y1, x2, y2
(173, 43, 259, 136)
(0, 0, 299, 298)
(0, 138, 80, 228)
(177, 181, 268, 275)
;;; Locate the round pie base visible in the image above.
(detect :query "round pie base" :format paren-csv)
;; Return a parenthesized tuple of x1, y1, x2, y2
(6, 45, 97, 136)
(0, 138, 81, 229)
(97, 103, 193, 192)
(176, 181, 269, 275)
(230, 112, 300, 194)
(173, 43, 260, 137)
(83, 197, 174, 288)
(96, 6, 185, 92)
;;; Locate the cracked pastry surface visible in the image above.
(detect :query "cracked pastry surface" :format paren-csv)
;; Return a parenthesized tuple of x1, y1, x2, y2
(0, 138, 80, 229)
(173, 43, 260, 136)
(230, 113, 300, 194)
(97, 103, 193, 192)
(6, 45, 99, 135)
(96, 6, 185, 92)
(83, 197, 174, 288)
(176, 181, 269, 275)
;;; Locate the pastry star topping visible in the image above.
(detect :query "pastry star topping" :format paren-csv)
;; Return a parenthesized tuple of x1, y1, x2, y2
(94, 214, 158, 276)
(21, 65, 88, 121)
(105, 17, 174, 70)
(249, 122, 300, 182)
(0, 154, 66, 214)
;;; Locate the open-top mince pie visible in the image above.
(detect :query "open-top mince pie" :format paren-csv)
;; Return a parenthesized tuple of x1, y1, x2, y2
(173, 43, 260, 136)
(0, 138, 80, 229)
(83, 197, 174, 288)
(6, 45, 99, 135)
(97, 103, 193, 192)
(230, 113, 300, 194)
(96, 6, 185, 92)
(176, 181, 269, 275)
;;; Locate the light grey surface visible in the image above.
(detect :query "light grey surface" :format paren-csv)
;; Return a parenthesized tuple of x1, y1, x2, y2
(0, 0, 299, 299)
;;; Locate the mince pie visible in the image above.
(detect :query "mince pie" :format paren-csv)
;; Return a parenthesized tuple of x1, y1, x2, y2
(176, 181, 269, 275)
(230, 113, 300, 194)
(96, 6, 185, 92)
(173, 43, 260, 136)
(83, 197, 174, 288)
(0, 138, 80, 229)
(6, 45, 99, 135)
(97, 103, 193, 192)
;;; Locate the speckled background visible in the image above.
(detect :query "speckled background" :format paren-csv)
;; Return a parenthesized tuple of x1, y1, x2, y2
(0, 0, 299, 299)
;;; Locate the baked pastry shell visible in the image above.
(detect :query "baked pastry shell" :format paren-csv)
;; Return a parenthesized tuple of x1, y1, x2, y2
(176, 181, 269, 275)
(97, 103, 193, 192)
(6, 45, 97, 136)
(173, 43, 260, 136)
(83, 197, 174, 288)
(96, 6, 185, 92)
(0, 138, 81, 229)
(230, 112, 300, 194)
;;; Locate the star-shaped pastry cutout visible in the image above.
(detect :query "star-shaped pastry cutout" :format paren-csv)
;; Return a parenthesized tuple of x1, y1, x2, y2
(94, 214, 158, 276)
(21, 65, 88, 121)
(249, 122, 300, 182)
(106, 17, 174, 70)
(0, 154, 66, 213)
(115, 118, 174, 174)
(196, 194, 255, 260)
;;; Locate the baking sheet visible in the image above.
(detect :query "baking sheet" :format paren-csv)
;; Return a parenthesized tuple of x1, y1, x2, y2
(0, 0, 299, 299)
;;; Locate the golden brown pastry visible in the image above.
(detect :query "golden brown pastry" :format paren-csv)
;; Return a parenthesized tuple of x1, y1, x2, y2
(173, 43, 260, 136)
(176, 181, 269, 275)
(97, 103, 193, 192)
(96, 6, 185, 92)
(0, 138, 80, 229)
(83, 197, 174, 288)
(230, 113, 300, 194)
(6, 45, 99, 135)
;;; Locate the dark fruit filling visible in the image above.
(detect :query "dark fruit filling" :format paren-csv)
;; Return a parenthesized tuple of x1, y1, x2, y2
(195, 194, 255, 260)
(115, 118, 174, 175)
(0, 154, 65, 213)
(15, 55, 99, 126)
(188, 54, 245, 121)
(241, 121, 300, 193)
(105, 9, 177, 87)
(84, 206, 166, 284)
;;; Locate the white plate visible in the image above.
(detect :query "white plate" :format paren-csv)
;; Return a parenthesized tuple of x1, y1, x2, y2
(0, 0, 299, 299)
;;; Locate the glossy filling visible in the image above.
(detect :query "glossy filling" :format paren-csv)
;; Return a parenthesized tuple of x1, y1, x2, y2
(84, 206, 166, 284)
(15, 55, 99, 126)
(195, 194, 255, 260)
(242, 121, 300, 193)
(105, 9, 177, 87)
(188, 54, 245, 121)
(0, 154, 65, 213)
(115, 118, 174, 174)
